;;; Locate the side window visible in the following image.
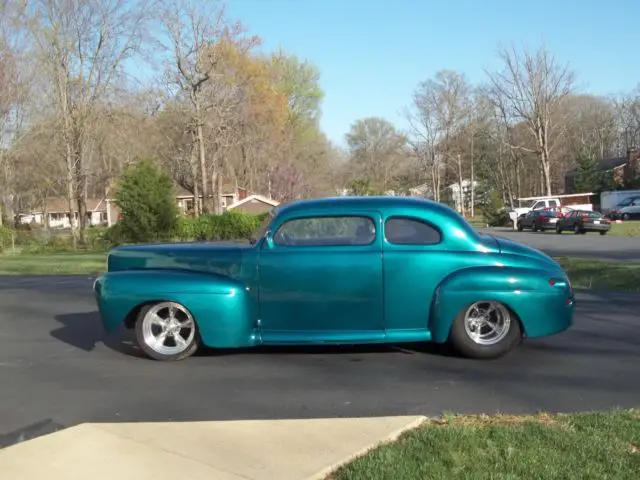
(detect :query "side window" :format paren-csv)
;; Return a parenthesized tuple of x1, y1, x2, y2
(548, 200, 558, 207)
(273, 216, 375, 246)
(533, 201, 544, 210)
(385, 217, 441, 246)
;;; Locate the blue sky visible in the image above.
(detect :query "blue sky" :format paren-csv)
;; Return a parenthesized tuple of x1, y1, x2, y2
(221, 0, 638, 146)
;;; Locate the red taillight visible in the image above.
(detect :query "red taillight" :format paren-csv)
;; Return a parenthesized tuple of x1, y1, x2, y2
(581, 215, 589, 221)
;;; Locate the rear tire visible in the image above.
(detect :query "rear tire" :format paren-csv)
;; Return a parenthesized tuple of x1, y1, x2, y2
(573, 223, 581, 234)
(531, 221, 537, 232)
(448, 301, 522, 360)
(599, 231, 607, 236)
(135, 301, 201, 361)
(555, 224, 562, 234)
(517, 222, 523, 232)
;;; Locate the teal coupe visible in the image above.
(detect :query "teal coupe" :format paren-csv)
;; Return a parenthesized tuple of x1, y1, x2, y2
(93, 196, 574, 361)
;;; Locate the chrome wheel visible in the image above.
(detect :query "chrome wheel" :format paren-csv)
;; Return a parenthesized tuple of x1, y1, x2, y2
(463, 301, 511, 346)
(141, 302, 196, 356)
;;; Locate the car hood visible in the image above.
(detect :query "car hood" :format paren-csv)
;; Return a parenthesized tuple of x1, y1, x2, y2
(106, 242, 252, 279)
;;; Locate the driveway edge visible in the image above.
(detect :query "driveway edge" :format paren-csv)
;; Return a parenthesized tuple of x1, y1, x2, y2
(306, 415, 428, 480)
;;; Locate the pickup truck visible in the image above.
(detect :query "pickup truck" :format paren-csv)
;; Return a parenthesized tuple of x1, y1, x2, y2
(508, 195, 594, 229)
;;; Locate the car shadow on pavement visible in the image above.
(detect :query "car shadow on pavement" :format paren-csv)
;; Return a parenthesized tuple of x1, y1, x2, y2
(51, 311, 146, 359)
(49, 311, 458, 360)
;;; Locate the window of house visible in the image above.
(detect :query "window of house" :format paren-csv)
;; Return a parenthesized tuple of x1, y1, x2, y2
(273, 216, 375, 246)
(384, 217, 442, 245)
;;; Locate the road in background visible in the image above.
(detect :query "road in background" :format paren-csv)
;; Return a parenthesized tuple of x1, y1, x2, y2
(0, 276, 638, 447)
(477, 227, 640, 262)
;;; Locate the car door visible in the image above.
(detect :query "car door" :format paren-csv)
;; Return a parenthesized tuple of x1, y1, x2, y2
(381, 215, 444, 343)
(257, 211, 384, 343)
(630, 198, 640, 219)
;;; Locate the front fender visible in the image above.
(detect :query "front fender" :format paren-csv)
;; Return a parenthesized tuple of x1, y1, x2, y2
(430, 265, 573, 343)
(94, 269, 258, 348)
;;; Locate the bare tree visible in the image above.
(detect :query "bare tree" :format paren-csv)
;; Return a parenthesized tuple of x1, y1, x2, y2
(158, 0, 259, 213)
(408, 70, 471, 211)
(487, 45, 575, 196)
(345, 117, 406, 191)
(24, 0, 154, 241)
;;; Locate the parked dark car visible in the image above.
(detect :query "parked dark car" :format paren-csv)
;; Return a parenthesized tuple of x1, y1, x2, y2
(517, 210, 561, 232)
(555, 210, 611, 235)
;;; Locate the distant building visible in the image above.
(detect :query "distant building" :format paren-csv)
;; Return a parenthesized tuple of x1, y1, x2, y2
(564, 148, 640, 193)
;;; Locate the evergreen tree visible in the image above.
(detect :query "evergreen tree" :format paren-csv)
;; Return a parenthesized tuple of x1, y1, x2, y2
(573, 152, 604, 193)
(113, 159, 179, 243)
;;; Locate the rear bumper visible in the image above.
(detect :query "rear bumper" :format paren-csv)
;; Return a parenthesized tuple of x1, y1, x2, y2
(583, 223, 611, 231)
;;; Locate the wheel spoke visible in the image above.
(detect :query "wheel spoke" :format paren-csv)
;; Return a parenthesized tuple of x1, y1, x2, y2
(150, 313, 166, 328)
(173, 333, 187, 347)
(179, 318, 194, 328)
(154, 331, 168, 349)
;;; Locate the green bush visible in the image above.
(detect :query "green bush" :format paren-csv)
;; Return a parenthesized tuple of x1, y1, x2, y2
(481, 191, 510, 227)
(0, 226, 15, 252)
(113, 158, 180, 243)
(176, 211, 263, 241)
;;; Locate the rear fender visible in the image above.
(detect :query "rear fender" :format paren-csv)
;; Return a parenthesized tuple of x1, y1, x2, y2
(430, 265, 572, 343)
(94, 269, 258, 348)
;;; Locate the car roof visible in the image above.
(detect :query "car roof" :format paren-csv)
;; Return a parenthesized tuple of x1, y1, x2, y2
(275, 195, 458, 217)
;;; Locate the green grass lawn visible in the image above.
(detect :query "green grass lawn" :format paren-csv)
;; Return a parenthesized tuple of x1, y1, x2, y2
(556, 256, 640, 292)
(0, 252, 106, 275)
(330, 409, 640, 480)
(609, 221, 640, 237)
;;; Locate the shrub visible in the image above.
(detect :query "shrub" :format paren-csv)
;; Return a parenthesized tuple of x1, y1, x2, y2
(0, 226, 15, 252)
(176, 211, 263, 241)
(481, 190, 510, 227)
(113, 159, 180, 243)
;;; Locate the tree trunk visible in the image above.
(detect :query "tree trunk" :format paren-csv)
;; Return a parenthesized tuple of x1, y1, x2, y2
(541, 149, 552, 196)
(457, 154, 465, 216)
(194, 98, 209, 213)
(470, 135, 475, 218)
(75, 154, 87, 243)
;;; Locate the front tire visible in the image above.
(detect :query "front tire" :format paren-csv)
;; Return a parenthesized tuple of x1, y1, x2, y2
(449, 301, 522, 359)
(555, 224, 562, 234)
(135, 301, 201, 361)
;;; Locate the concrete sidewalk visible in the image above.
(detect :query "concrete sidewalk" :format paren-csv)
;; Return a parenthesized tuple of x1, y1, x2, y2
(0, 416, 426, 480)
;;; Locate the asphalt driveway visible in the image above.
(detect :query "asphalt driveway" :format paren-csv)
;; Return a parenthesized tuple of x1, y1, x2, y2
(0, 275, 638, 448)
(478, 227, 640, 262)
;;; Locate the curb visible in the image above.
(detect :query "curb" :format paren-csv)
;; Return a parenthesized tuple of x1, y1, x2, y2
(306, 415, 428, 480)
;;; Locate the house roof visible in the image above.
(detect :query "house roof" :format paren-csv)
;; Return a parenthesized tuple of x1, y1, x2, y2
(174, 183, 247, 198)
(226, 194, 280, 210)
(28, 198, 107, 214)
(567, 156, 628, 176)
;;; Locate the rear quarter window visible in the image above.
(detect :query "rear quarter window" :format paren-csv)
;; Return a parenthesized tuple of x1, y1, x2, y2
(384, 217, 442, 245)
